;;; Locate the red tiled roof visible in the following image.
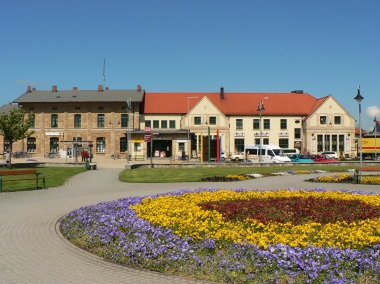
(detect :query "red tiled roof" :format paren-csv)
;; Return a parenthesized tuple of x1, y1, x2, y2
(143, 92, 320, 116)
(355, 127, 367, 135)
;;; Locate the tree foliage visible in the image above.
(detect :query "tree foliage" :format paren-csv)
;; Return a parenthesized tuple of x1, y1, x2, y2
(0, 106, 35, 167)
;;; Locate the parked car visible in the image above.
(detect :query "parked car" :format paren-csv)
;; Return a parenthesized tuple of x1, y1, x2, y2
(282, 148, 300, 154)
(319, 151, 339, 159)
(288, 154, 315, 163)
(309, 154, 339, 163)
(230, 152, 245, 161)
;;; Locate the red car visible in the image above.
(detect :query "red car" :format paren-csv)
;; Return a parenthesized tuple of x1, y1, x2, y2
(308, 154, 339, 163)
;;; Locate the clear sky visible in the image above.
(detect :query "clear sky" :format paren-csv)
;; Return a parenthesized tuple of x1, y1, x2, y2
(1, 0, 379, 131)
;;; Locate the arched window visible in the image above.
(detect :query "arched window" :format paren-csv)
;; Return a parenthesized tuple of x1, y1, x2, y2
(96, 137, 105, 152)
(50, 137, 59, 152)
(51, 114, 58, 128)
(97, 114, 105, 128)
(120, 137, 127, 152)
(27, 137, 36, 152)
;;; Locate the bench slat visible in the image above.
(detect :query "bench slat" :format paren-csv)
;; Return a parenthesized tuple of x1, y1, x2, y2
(358, 167, 380, 171)
(0, 170, 38, 176)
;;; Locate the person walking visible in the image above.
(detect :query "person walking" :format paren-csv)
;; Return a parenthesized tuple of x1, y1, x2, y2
(81, 150, 86, 162)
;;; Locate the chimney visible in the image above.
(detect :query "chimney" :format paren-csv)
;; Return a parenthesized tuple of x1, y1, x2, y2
(220, 87, 225, 99)
(98, 85, 103, 92)
(73, 87, 77, 90)
(27, 86, 31, 93)
(106, 87, 109, 90)
(137, 85, 141, 92)
(291, 90, 303, 94)
(32, 87, 36, 91)
(52, 85, 57, 92)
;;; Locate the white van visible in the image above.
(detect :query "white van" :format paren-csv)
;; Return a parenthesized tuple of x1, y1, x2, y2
(282, 148, 300, 155)
(244, 144, 291, 163)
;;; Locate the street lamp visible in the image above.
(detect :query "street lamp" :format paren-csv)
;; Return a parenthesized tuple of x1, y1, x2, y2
(187, 96, 198, 162)
(374, 116, 377, 161)
(257, 100, 265, 162)
(354, 85, 364, 166)
(109, 119, 120, 160)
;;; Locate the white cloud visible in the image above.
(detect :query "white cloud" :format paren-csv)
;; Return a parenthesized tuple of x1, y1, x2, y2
(365, 106, 380, 118)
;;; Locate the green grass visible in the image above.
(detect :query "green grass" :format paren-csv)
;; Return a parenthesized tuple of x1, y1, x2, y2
(1, 167, 87, 192)
(119, 165, 357, 183)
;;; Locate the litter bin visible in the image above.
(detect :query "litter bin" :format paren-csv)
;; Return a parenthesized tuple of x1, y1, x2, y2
(85, 159, 90, 170)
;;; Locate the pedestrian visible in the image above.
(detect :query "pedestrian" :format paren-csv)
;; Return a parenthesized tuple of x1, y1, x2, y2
(85, 150, 89, 160)
(81, 149, 85, 162)
(182, 150, 186, 161)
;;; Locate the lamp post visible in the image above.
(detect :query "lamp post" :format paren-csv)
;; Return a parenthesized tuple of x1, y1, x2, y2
(187, 96, 198, 162)
(257, 100, 265, 162)
(374, 116, 377, 161)
(354, 85, 364, 166)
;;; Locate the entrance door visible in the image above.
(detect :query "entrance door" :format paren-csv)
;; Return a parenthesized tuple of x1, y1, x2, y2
(147, 140, 172, 157)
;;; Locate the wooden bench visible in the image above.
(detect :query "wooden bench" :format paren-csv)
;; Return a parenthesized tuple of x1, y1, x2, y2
(354, 167, 380, 184)
(134, 155, 145, 161)
(0, 170, 45, 193)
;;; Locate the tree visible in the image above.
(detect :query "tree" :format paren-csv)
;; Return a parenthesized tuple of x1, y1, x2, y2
(0, 106, 35, 168)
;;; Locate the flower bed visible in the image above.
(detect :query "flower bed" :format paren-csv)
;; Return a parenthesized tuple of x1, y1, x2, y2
(60, 188, 380, 283)
(306, 173, 380, 185)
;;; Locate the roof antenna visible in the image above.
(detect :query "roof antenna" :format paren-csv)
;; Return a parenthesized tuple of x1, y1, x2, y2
(102, 58, 106, 87)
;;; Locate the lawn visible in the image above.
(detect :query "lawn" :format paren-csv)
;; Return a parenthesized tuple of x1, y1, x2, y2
(0, 167, 87, 192)
(119, 165, 356, 183)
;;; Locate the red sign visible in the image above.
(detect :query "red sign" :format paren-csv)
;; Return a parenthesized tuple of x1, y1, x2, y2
(144, 127, 151, 132)
(153, 132, 159, 136)
(144, 135, 151, 142)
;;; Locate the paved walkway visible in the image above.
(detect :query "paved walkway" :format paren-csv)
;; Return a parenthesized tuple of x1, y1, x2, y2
(1, 160, 380, 283)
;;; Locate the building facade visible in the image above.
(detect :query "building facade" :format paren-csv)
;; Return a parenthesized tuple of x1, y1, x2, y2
(1, 86, 357, 160)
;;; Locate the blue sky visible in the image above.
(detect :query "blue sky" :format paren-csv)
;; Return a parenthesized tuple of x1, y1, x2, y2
(1, 0, 379, 131)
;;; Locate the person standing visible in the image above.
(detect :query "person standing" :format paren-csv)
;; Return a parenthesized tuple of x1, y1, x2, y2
(81, 149, 85, 162)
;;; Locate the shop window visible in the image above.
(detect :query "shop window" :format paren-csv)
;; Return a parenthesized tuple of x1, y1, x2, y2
(263, 119, 270, 129)
(121, 114, 129, 128)
(97, 114, 105, 128)
(169, 120, 176, 128)
(74, 114, 81, 128)
(253, 119, 259, 130)
(279, 139, 289, 148)
(317, 135, 323, 152)
(96, 137, 106, 152)
(280, 119, 287, 130)
(339, 135, 344, 152)
(234, 139, 244, 153)
(120, 137, 127, 152)
(27, 137, 36, 152)
(178, 143, 185, 151)
(51, 114, 58, 128)
(236, 119, 243, 129)
(134, 143, 141, 151)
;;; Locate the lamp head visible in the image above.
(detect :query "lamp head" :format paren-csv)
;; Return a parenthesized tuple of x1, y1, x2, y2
(354, 85, 364, 103)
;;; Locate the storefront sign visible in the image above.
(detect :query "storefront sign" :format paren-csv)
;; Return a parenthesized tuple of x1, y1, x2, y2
(235, 133, 244, 137)
(144, 135, 151, 142)
(144, 127, 151, 132)
(46, 132, 62, 136)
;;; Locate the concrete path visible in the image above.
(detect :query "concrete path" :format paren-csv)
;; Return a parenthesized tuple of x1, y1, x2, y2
(1, 162, 380, 283)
